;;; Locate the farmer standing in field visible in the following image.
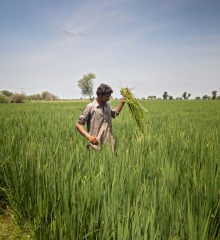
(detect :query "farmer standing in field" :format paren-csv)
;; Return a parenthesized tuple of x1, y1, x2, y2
(75, 83, 126, 152)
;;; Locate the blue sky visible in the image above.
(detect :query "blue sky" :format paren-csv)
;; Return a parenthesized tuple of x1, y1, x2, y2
(0, 0, 219, 99)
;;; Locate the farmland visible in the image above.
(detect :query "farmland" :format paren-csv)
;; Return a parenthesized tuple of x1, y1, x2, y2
(0, 100, 219, 239)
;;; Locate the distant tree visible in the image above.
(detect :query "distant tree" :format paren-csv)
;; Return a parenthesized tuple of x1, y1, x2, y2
(182, 92, 187, 99)
(44, 93, 53, 101)
(195, 96, 201, 100)
(77, 73, 96, 101)
(148, 96, 156, 100)
(211, 90, 217, 100)
(9, 93, 25, 103)
(41, 91, 50, 100)
(0, 95, 8, 103)
(182, 92, 191, 99)
(169, 96, 173, 100)
(163, 92, 169, 100)
(41, 91, 58, 101)
(0, 90, 13, 97)
(28, 94, 42, 101)
(202, 95, 210, 100)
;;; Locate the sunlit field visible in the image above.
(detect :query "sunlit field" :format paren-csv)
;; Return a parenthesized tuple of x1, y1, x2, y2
(0, 100, 219, 239)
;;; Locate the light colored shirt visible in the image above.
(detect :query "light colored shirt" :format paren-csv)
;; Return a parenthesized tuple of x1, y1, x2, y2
(77, 100, 117, 149)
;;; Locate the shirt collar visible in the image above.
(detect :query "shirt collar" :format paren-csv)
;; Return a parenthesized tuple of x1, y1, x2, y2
(93, 99, 109, 108)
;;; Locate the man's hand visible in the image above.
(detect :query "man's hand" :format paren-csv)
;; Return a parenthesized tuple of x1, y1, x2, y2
(120, 97, 126, 103)
(88, 135, 99, 145)
(76, 122, 99, 145)
(115, 97, 126, 115)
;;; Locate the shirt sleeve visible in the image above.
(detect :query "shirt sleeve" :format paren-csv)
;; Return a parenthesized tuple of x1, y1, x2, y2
(77, 103, 92, 125)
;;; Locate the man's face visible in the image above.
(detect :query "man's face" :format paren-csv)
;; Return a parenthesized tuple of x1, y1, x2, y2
(99, 94, 111, 104)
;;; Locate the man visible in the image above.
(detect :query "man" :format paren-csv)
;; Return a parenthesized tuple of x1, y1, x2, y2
(75, 83, 125, 152)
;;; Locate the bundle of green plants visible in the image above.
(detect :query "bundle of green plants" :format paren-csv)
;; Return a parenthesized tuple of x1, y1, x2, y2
(120, 87, 148, 133)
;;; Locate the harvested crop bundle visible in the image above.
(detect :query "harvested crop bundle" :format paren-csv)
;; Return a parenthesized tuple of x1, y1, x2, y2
(120, 87, 148, 133)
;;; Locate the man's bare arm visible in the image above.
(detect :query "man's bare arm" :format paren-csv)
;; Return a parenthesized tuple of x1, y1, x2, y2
(75, 122, 99, 145)
(114, 97, 126, 115)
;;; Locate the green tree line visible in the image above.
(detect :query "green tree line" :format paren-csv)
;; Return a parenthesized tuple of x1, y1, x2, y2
(159, 90, 219, 100)
(77, 73, 219, 101)
(0, 90, 59, 103)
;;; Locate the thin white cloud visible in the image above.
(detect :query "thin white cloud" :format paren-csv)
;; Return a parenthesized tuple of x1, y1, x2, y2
(61, 29, 87, 37)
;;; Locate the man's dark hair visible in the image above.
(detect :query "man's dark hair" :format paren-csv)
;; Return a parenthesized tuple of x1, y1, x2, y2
(96, 83, 113, 96)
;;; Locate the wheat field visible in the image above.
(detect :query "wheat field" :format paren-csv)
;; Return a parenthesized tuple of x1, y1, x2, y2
(0, 100, 219, 239)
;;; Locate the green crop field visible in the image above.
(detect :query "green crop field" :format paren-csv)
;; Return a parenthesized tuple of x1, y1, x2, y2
(0, 100, 219, 239)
